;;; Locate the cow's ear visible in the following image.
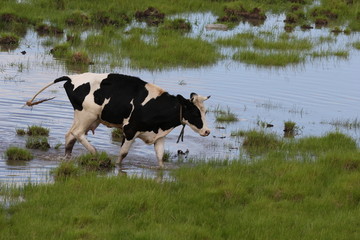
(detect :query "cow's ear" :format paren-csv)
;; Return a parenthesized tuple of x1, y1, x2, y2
(190, 92, 197, 102)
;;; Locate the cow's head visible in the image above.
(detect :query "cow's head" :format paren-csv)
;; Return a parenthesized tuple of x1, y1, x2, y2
(178, 93, 211, 137)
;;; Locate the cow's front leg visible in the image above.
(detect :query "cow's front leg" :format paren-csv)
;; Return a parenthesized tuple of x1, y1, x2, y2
(116, 138, 135, 164)
(154, 137, 165, 168)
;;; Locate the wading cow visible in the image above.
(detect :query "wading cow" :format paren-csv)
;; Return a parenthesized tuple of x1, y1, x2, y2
(26, 73, 210, 167)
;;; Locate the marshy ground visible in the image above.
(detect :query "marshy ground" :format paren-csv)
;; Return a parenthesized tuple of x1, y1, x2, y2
(1, 0, 360, 238)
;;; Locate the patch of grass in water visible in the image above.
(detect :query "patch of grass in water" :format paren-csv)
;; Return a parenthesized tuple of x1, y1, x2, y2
(76, 152, 114, 171)
(233, 129, 283, 153)
(69, 51, 92, 65)
(215, 32, 256, 47)
(51, 43, 92, 65)
(121, 31, 221, 70)
(15, 128, 26, 136)
(253, 37, 313, 51)
(25, 137, 50, 150)
(321, 118, 360, 129)
(310, 49, 349, 58)
(352, 41, 360, 50)
(51, 161, 80, 181)
(210, 105, 238, 123)
(284, 120, 301, 138)
(162, 18, 191, 32)
(26, 125, 49, 136)
(0, 32, 20, 45)
(51, 42, 70, 58)
(295, 132, 357, 153)
(5, 147, 33, 161)
(233, 50, 304, 67)
(111, 128, 123, 142)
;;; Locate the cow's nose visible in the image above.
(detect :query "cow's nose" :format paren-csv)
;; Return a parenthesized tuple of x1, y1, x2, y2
(204, 130, 210, 136)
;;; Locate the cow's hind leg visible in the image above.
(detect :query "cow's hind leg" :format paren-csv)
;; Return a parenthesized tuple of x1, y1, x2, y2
(69, 111, 99, 154)
(116, 138, 135, 164)
(65, 131, 77, 158)
(64, 119, 78, 158)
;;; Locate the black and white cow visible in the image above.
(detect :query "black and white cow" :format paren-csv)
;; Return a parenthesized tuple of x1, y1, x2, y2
(26, 73, 210, 167)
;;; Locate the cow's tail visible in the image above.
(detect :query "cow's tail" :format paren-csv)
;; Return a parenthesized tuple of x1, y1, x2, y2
(25, 76, 70, 107)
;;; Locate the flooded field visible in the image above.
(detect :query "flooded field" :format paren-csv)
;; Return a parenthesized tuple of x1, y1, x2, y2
(1, 13, 360, 184)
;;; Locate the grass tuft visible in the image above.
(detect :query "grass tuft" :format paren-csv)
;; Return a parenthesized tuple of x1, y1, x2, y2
(233, 50, 304, 67)
(69, 51, 92, 65)
(111, 128, 123, 142)
(232, 129, 283, 155)
(352, 41, 360, 50)
(25, 137, 50, 150)
(26, 125, 49, 136)
(284, 120, 300, 137)
(213, 106, 238, 123)
(0, 32, 19, 45)
(76, 152, 114, 171)
(321, 118, 360, 129)
(5, 146, 33, 161)
(51, 161, 80, 181)
(121, 31, 221, 70)
(15, 128, 26, 136)
(163, 18, 191, 32)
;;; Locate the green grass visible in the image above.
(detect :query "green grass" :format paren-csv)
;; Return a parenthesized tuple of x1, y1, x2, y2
(0, 32, 20, 45)
(121, 31, 221, 70)
(25, 136, 50, 150)
(284, 120, 300, 137)
(233, 50, 304, 67)
(111, 128, 123, 142)
(1, 132, 360, 239)
(51, 161, 80, 181)
(213, 106, 238, 123)
(215, 32, 256, 47)
(253, 37, 313, 51)
(232, 129, 283, 154)
(76, 152, 115, 171)
(322, 118, 360, 129)
(352, 41, 360, 50)
(26, 125, 49, 136)
(5, 147, 33, 161)
(310, 50, 339, 58)
(15, 128, 26, 136)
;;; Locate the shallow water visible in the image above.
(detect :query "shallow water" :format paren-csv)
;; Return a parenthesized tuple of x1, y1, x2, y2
(1, 13, 360, 184)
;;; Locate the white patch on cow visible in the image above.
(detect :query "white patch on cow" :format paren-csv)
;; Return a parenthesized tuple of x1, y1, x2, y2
(122, 99, 135, 126)
(141, 83, 165, 106)
(68, 72, 109, 91)
(138, 128, 174, 145)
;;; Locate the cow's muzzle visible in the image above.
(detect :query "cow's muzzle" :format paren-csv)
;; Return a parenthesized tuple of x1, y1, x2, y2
(200, 129, 211, 137)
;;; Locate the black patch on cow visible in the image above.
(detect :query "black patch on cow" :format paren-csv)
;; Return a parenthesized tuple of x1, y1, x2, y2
(123, 92, 182, 140)
(63, 81, 90, 111)
(94, 74, 148, 125)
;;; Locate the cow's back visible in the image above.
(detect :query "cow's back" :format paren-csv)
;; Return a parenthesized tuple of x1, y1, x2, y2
(94, 74, 149, 125)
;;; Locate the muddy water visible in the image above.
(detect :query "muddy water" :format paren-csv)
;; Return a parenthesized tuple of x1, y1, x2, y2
(1, 13, 360, 184)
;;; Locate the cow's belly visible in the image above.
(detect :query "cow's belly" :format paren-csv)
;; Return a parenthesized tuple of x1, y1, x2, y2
(137, 128, 174, 144)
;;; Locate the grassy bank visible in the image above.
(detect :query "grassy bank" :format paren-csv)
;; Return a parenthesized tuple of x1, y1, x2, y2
(1, 132, 360, 239)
